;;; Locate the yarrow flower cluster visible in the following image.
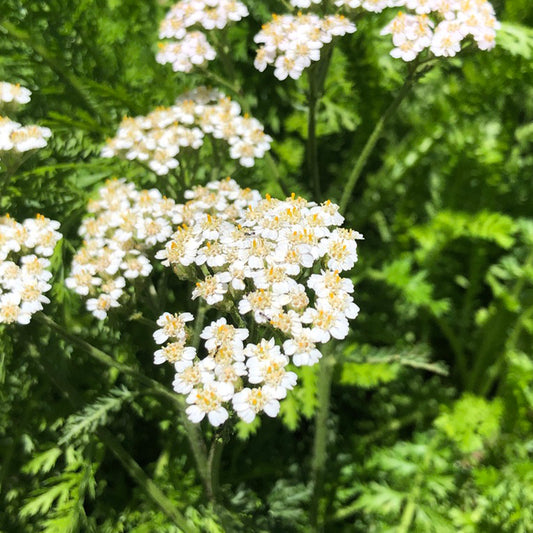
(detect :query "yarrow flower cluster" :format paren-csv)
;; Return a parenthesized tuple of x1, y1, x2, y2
(0, 82, 51, 154)
(0, 214, 61, 325)
(0, 82, 31, 106)
(153, 178, 362, 426)
(156, 0, 249, 73)
(66, 179, 184, 319)
(380, 0, 499, 60)
(254, 13, 356, 80)
(101, 87, 272, 172)
(257, 1, 498, 72)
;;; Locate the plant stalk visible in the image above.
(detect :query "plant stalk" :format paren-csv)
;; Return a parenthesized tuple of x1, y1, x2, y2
(338, 65, 424, 215)
(310, 351, 336, 531)
(36, 312, 212, 501)
(307, 46, 334, 201)
(100, 429, 196, 533)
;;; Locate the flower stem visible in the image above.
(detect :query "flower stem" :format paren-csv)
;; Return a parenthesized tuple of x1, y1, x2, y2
(307, 46, 334, 201)
(338, 62, 427, 215)
(35, 312, 212, 502)
(34, 348, 196, 532)
(310, 351, 336, 531)
(100, 429, 197, 533)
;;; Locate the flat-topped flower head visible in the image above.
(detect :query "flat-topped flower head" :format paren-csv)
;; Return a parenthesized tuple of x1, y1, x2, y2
(254, 13, 356, 80)
(102, 88, 272, 172)
(157, 0, 249, 73)
(66, 179, 185, 319)
(141, 178, 361, 427)
(0, 214, 61, 325)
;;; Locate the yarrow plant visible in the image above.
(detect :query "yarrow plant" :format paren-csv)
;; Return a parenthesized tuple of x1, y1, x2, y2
(380, 0, 500, 60)
(156, 0, 249, 72)
(254, 13, 356, 80)
(0, 82, 51, 156)
(152, 178, 362, 426)
(101, 87, 272, 173)
(0, 214, 61, 325)
(65, 179, 185, 319)
(254, 0, 498, 78)
(0, 82, 32, 107)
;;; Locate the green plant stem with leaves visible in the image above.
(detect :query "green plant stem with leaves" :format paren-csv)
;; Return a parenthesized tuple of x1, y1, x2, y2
(307, 46, 334, 200)
(307, 58, 436, 529)
(310, 349, 336, 532)
(35, 345, 196, 533)
(35, 312, 216, 508)
(468, 248, 533, 393)
(338, 60, 431, 213)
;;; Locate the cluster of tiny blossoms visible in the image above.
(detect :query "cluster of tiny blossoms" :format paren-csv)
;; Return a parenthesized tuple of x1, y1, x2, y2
(260, 1, 498, 69)
(0, 214, 61, 325)
(153, 178, 362, 426)
(254, 13, 356, 80)
(381, 0, 499, 60)
(101, 87, 272, 172)
(66, 179, 184, 319)
(156, 0, 248, 72)
(0, 82, 51, 154)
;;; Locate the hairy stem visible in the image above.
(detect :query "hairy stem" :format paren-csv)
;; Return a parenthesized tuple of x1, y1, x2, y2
(100, 429, 196, 533)
(36, 312, 212, 502)
(307, 46, 334, 201)
(338, 63, 427, 215)
(310, 351, 336, 531)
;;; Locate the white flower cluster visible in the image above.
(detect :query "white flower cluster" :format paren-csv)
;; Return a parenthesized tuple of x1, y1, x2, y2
(335, 0, 400, 12)
(101, 87, 272, 172)
(254, 13, 356, 80)
(381, 0, 499, 60)
(0, 82, 51, 154)
(154, 178, 362, 426)
(0, 214, 61, 325)
(66, 179, 184, 319)
(0, 82, 31, 106)
(271, 1, 498, 65)
(156, 0, 249, 73)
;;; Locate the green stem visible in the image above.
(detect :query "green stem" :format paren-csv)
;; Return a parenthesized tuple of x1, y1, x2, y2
(207, 433, 225, 503)
(310, 351, 336, 531)
(36, 312, 212, 500)
(338, 68, 420, 215)
(35, 352, 195, 532)
(396, 441, 433, 533)
(99, 429, 196, 533)
(307, 46, 334, 201)
(468, 249, 533, 392)
(481, 303, 533, 397)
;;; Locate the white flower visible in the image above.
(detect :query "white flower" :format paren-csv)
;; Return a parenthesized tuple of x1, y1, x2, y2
(232, 387, 280, 423)
(153, 311, 194, 344)
(0, 82, 32, 105)
(185, 382, 234, 426)
(153, 341, 196, 369)
(247, 352, 297, 399)
(200, 318, 249, 352)
(283, 328, 323, 366)
(0, 293, 31, 324)
(302, 305, 350, 343)
(86, 294, 120, 320)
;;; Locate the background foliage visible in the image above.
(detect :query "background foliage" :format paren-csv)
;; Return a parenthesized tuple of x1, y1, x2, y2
(1, 0, 533, 531)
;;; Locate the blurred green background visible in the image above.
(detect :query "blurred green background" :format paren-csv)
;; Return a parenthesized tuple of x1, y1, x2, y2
(1, 0, 533, 531)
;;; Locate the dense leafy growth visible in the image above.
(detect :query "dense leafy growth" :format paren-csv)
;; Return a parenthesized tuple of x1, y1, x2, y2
(1, 0, 533, 531)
